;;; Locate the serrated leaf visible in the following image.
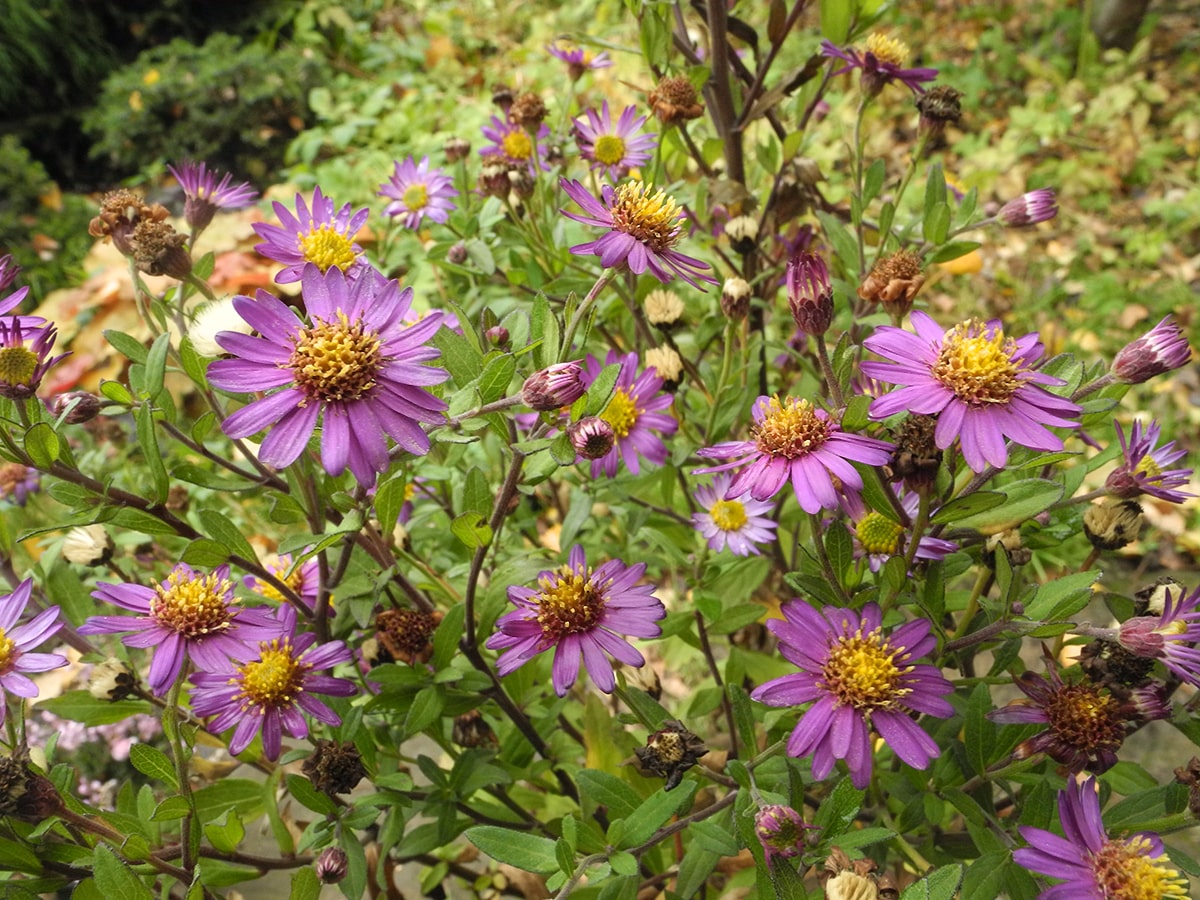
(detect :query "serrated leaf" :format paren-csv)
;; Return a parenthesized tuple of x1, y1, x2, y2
(129, 743, 178, 790)
(92, 844, 154, 900)
(465, 826, 560, 874)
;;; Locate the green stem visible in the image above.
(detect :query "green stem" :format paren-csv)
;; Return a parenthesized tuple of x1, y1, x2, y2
(558, 270, 613, 362)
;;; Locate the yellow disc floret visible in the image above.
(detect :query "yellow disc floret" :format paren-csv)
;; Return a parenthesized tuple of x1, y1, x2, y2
(149, 569, 234, 638)
(710, 499, 748, 532)
(0, 347, 38, 387)
(297, 225, 359, 273)
(402, 183, 429, 211)
(502, 130, 533, 160)
(1092, 835, 1190, 899)
(931, 320, 1023, 406)
(289, 311, 383, 404)
(593, 135, 627, 167)
(536, 567, 605, 641)
(754, 397, 832, 459)
(865, 33, 910, 66)
(856, 512, 904, 555)
(600, 387, 640, 438)
(239, 641, 305, 708)
(821, 628, 912, 711)
(609, 182, 683, 252)
(0, 628, 15, 670)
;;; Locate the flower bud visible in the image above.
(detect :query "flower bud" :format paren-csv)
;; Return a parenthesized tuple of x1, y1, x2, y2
(725, 215, 759, 254)
(315, 847, 349, 884)
(88, 657, 138, 701)
(644, 289, 684, 329)
(567, 416, 615, 460)
(997, 188, 1057, 227)
(521, 362, 586, 410)
(644, 346, 683, 387)
(51, 391, 103, 424)
(447, 242, 468, 265)
(720, 277, 751, 320)
(443, 136, 471, 163)
(484, 325, 510, 347)
(1110, 316, 1191, 384)
(787, 251, 833, 335)
(754, 804, 810, 863)
(63, 524, 114, 566)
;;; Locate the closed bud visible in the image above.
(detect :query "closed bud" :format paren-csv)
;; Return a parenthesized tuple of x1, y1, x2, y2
(521, 362, 586, 410)
(88, 657, 137, 701)
(51, 391, 103, 424)
(754, 804, 812, 864)
(725, 215, 759, 254)
(567, 416, 615, 460)
(997, 188, 1057, 227)
(721, 277, 751, 320)
(315, 847, 349, 884)
(485, 325, 510, 347)
(1111, 316, 1191, 384)
(443, 136, 471, 162)
(787, 251, 833, 335)
(447, 242, 468, 265)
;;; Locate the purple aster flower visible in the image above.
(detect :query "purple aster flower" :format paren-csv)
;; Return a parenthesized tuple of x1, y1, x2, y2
(1111, 315, 1191, 384)
(694, 396, 893, 515)
(863, 310, 1082, 473)
(486, 544, 665, 696)
(821, 34, 938, 96)
(751, 601, 955, 789)
(692, 473, 778, 556)
(560, 177, 717, 289)
(0, 579, 68, 730)
(786, 251, 833, 336)
(379, 155, 458, 230)
(0, 318, 68, 400)
(987, 664, 1169, 774)
(189, 605, 356, 760)
(208, 264, 449, 485)
(547, 39, 613, 80)
(252, 187, 369, 284)
(80, 563, 281, 695)
(168, 160, 258, 234)
(479, 115, 550, 173)
(243, 553, 323, 613)
(0, 463, 39, 506)
(0, 255, 20, 293)
(1014, 776, 1189, 899)
(1117, 584, 1200, 686)
(583, 351, 677, 478)
(843, 491, 956, 572)
(573, 102, 657, 181)
(997, 188, 1058, 227)
(1106, 419, 1193, 503)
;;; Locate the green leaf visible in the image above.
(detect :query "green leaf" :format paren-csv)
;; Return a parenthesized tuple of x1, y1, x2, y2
(433, 327, 482, 387)
(478, 354, 516, 404)
(465, 826, 560, 874)
(928, 241, 982, 264)
(639, 5, 671, 70)
(950, 479, 1063, 535)
(373, 475, 408, 533)
(35, 690, 152, 726)
(129, 744, 179, 790)
(181, 538, 231, 567)
(1023, 569, 1099, 621)
(134, 402, 169, 503)
(151, 796, 192, 821)
(92, 844, 154, 900)
(285, 774, 337, 816)
(584, 363, 622, 417)
(450, 513, 492, 548)
(192, 779, 266, 824)
(618, 781, 697, 848)
(289, 867, 320, 900)
(819, 0, 852, 42)
(824, 524, 852, 580)
(462, 466, 491, 517)
(931, 491, 1006, 525)
(549, 431, 576, 466)
(963, 681, 995, 775)
(813, 778, 864, 839)
(961, 853, 1008, 900)
(863, 158, 887, 206)
(104, 330, 149, 365)
(143, 333, 171, 398)
(203, 811, 245, 854)
(900, 864, 964, 900)
(23, 422, 60, 468)
(403, 685, 445, 737)
(198, 509, 257, 563)
(924, 203, 952, 245)
(464, 238, 495, 275)
(574, 770, 641, 820)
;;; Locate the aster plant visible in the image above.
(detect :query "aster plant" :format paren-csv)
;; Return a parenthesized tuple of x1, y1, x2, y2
(378, 155, 458, 230)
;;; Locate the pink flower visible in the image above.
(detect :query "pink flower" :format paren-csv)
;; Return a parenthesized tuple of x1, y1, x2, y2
(691, 473, 777, 556)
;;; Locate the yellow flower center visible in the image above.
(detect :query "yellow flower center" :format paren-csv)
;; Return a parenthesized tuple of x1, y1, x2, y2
(600, 387, 640, 439)
(753, 397, 831, 459)
(149, 569, 235, 639)
(593, 135, 628, 167)
(1092, 835, 1189, 899)
(535, 567, 606, 641)
(609, 182, 683, 252)
(931, 320, 1023, 406)
(502, 130, 533, 160)
(710, 499, 748, 532)
(257, 564, 306, 604)
(1044, 681, 1124, 752)
(289, 311, 383, 404)
(865, 33, 910, 66)
(402, 183, 429, 211)
(238, 641, 305, 708)
(0, 346, 39, 387)
(297, 224, 358, 273)
(0, 628, 14, 670)
(856, 512, 904, 555)
(1135, 456, 1162, 479)
(821, 627, 911, 711)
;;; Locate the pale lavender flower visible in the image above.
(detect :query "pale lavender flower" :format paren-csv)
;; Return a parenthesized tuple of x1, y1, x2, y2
(0, 579, 68, 729)
(692, 473, 777, 556)
(547, 39, 613, 80)
(583, 351, 677, 478)
(208, 264, 449, 485)
(1106, 419, 1193, 503)
(479, 115, 550, 173)
(573, 102, 656, 181)
(751, 601, 954, 788)
(252, 187, 369, 284)
(486, 544, 664, 696)
(379, 156, 458, 230)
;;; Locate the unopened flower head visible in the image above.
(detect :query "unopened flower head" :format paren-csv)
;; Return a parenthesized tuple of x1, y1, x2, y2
(379, 156, 458, 231)
(189, 605, 356, 760)
(208, 265, 449, 485)
(721, 276, 751, 320)
(573, 102, 656, 181)
(997, 188, 1058, 227)
(51, 391, 103, 424)
(486, 544, 665, 696)
(0, 579, 68, 731)
(560, 178, 715, 289)
(1117, 584, 1200, 687)
(863, 311, 1081, 472)
(644, 346, 682, 385)
(521, 361, 587, 411)
(692, 473, 778, 556)
(315, 847, 349, 884)
(1106, 419, 1194, 503)
(1110, 315, 1191, 384)
(189, 297, 253, 358)
(568, 416, 615, 460)
(62, 524, 114, 567)
(252, 187, 369, 284)
(695, 395, 893, 514)
(751, 601, 954, 788)
(168, 160, 257, 234)
(787, 251, 833, 335)
(821, 33, 938, 96)
(547, 39, 612, 80)
(644, 288, 684, 328)
(80, 563, 280, 695)
(1014, 776, 1189, 899)
(583, 351, 677, 478)
(754, 804, 813, 864)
